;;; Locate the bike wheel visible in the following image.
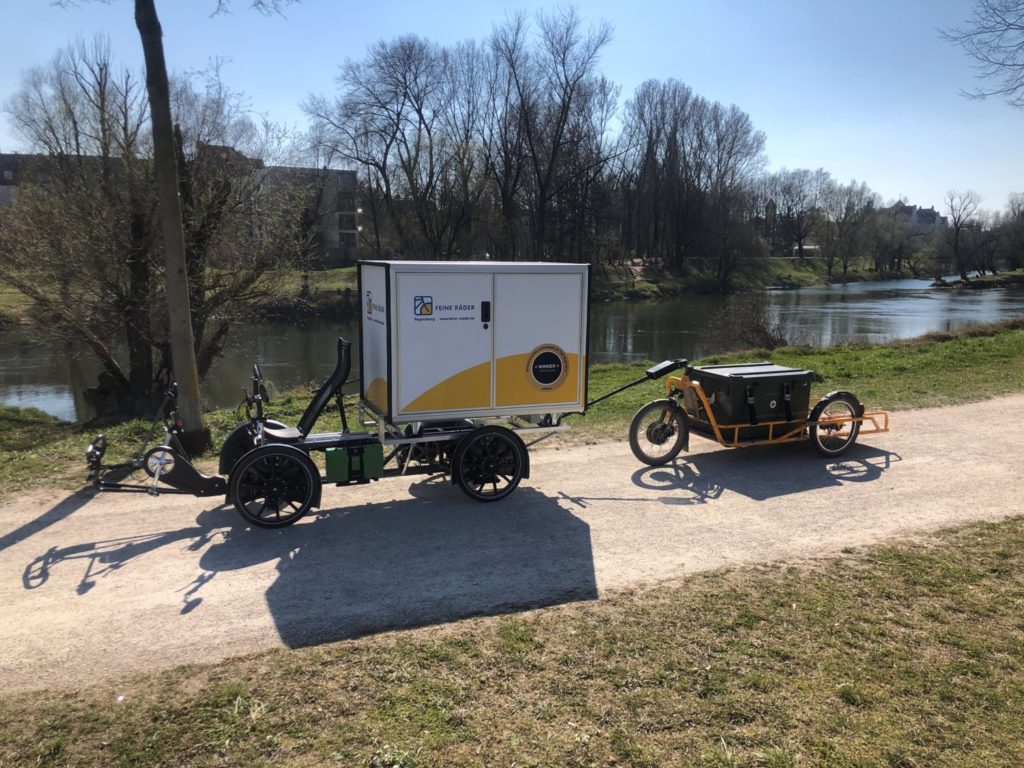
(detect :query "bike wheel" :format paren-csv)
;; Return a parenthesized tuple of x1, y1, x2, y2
(452, 426, 526, 502)
(628, 399, 687, 466)
(143, 445, 176, 478)
(229, 445, 320, 528)
(809, 392, 862, 457)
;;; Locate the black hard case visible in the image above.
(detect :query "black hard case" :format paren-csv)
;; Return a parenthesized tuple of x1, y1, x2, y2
(684, 362, 813, 439)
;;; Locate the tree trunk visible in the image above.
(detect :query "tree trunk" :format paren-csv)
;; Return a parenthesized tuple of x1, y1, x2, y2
(134, 0, 207, 451)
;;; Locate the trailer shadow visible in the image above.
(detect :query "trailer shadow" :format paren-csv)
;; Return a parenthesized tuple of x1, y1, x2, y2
(631, 442, 900, 503)
(199, 479, 598, 648)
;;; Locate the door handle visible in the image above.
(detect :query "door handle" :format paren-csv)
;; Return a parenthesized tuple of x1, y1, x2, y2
(481, 300, 491, 325)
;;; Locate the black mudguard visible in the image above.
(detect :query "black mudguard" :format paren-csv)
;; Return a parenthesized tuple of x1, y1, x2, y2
(810, 390, 865, 421)
(218, 420, 291, 475)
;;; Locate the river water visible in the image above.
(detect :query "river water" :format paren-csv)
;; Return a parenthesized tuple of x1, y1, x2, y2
(3, 278, 1024, 422)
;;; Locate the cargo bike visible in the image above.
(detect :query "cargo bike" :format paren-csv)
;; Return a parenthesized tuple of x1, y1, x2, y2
(88, 261, 604, 528)
(628, 360, 890, 466)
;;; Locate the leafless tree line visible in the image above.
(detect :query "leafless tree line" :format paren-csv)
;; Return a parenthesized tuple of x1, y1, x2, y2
(305, 11, 1023, 287)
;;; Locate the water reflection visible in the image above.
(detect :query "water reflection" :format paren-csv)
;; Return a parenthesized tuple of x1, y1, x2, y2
(770, 279, 1024, 346)
(3, 278, 1024, 422)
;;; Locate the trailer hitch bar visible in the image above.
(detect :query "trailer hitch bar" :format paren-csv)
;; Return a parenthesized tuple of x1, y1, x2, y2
(586, 358, 688, 409)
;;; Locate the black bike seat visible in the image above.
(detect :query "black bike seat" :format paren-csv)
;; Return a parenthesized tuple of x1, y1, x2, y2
(262, 425, 303, 442)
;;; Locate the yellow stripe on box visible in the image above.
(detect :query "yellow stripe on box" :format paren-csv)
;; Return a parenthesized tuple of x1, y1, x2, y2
(401, 361, 491, 413)
(496, 353, 581, 406)
(365, 377, 389, 413)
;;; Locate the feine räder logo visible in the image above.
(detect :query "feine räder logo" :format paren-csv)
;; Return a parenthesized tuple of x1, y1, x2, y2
(414, 295, 433, 316)
(413, 296, 477, 318)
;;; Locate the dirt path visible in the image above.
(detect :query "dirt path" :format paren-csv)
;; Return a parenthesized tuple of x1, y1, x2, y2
(2, 395, 1022, 692)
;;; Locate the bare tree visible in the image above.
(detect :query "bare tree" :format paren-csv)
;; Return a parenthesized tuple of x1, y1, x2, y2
(133, 0, 205, 444)
(967, 212, 1004, 274)
(817, 180, 876, 279)
(770, 168, 830, 257)
(617, 78, 765, 284)
(1, 39, 307, 417)
(480, 25, 529, 258)
(56, 0, 296, 445)
(945, 189, 983, 280)
(943, 0, 1024, 108)
(307, 35, 487, 259)
(1002, 193, 1024, 269)
(491, 8, 613, 260)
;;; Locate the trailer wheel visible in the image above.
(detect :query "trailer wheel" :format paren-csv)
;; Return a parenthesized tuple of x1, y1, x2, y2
(453, 426, 526, 502)
(629, 399, 688, 466)
(809, 392, 862, 457)
(229, 445, 320, 528)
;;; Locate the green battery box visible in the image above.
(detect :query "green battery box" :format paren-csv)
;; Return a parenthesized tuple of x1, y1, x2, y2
(325, 443, 384, 484)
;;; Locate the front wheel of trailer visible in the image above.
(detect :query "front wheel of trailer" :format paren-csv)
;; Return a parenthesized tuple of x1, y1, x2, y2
(628, 399, 688, 466)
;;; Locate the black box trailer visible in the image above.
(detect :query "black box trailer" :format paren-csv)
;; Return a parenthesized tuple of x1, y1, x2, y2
(629, 360, 890, 465)
(683, 362, 813, 440)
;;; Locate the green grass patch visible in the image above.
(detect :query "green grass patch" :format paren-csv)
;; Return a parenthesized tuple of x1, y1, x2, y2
(266, 265, 359, 295)
(3, 517, 1024, 766)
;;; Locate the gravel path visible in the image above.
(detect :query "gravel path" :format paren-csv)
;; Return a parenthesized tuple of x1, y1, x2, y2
(2, 395, 1021, 692)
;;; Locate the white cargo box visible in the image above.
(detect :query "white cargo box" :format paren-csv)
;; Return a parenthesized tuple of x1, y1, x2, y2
(359, 260, 590, 422)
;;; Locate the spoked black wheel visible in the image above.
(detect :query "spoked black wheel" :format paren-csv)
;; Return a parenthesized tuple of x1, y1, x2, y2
(228, 445, 320, 527)
(628, 398, 688, 466)
(809, 392, 862, 457)
(453, 426, 526, 502)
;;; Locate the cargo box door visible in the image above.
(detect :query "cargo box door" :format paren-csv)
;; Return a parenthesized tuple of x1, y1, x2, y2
(395, 272, 493, 416)
(494, 272, 586, 409)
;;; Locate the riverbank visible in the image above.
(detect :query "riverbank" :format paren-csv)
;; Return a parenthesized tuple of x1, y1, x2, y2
(0, 258, 915, 328)
(932, 269, 1024, 290)
(2, 317, 1023, 499)
(259, 258, 915, 322)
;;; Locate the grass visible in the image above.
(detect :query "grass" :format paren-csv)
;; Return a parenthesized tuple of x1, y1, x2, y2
(953, 268, 1024, 287)
(0, 281, 22, 310)
(0, 281, 23, 327)
(3, 318, 1024, 499)
(271, 265, 359, 293)
(0, 389, 318, 499)
(2, 516, 1023, 766)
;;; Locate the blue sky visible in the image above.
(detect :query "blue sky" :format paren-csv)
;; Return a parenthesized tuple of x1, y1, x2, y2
(1, 0, 1020, 213)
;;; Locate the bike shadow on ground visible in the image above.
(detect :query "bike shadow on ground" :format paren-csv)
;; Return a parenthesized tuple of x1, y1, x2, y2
(629, 442, 900, 504)
(21, 479, 597, 649)
(1, 488, 97, 555)
(21, 501, 235, 595)
(200, 477, 598, 648)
